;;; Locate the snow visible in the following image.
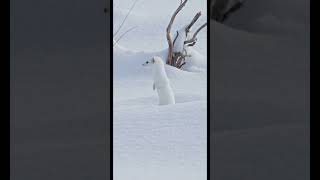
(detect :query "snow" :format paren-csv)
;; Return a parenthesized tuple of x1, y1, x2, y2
(113, 0, 207, 55)
(113, 0, 207, 179)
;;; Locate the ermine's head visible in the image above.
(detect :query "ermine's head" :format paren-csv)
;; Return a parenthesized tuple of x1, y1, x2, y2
(142, 56, 164, 67)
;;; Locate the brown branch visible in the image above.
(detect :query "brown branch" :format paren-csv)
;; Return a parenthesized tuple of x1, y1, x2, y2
(185, 11, 202, 33)
(166, 0, 188, 65)
(175, 55, 184, 67)
(174, 51, 191, 69)
(184, 22, 207, 45)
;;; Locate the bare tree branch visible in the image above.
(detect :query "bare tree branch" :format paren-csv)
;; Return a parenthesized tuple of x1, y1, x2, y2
(184, 22, 207, 45)
(185, 11, 201, 33)
(166, 0, 188, 65)
(175, 54, 184, 67)
(113, 0, 139, 37)
(173, 31, 179, 45)
(186, 41, 196, 46)
(178, 62, 186, 69)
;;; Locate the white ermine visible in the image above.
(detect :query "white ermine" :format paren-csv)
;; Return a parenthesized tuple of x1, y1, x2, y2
(142, 56, 175, 105)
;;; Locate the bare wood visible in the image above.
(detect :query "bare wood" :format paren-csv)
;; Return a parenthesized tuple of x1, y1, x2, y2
(187, 41, 196, 46)
(184, 22, 207, 45)
(185, 11, 202, 33)
(175, 55, 184, 67)
(173, 31, 179, 45)
(166, 0, 188, 65)
(178, 62, 186, 68)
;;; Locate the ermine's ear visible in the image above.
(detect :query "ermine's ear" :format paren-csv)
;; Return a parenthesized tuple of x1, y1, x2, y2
(152, 58, 155, 64)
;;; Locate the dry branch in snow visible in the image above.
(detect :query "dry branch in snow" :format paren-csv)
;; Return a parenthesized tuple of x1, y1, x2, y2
(165, 0, 207, 68)
(166, 0, 188, 66)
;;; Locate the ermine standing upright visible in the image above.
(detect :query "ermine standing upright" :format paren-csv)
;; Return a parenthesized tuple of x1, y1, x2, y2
(142, 56, 175, 105)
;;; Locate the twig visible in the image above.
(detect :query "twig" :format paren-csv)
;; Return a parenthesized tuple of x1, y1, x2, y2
(185, 11, 201, 33)
(184, 22, 207, 44)
(173, 31, 179, 45)
(175, 55, 184, 67)
(178, 62, 186, 68)
(166, 0, 188, 65)
(187, 41, 196, 46)
(113, 0, 139, 37)
(113, 26, 138, 46)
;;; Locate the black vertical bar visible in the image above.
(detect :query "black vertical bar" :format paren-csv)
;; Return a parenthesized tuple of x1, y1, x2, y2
(110, 0, 114, 179)
(207, 1, 210, 180)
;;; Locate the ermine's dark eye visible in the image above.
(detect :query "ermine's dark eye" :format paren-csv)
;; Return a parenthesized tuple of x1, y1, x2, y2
(146, 61, 149, 64)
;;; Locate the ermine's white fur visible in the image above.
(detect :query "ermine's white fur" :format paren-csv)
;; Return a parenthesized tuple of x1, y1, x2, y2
(143, 56, 175, 105)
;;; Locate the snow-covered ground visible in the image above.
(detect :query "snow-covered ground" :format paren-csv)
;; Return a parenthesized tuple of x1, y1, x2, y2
(113, 0, 207, 179)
